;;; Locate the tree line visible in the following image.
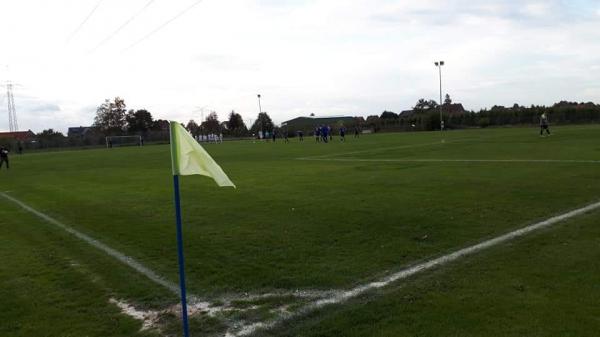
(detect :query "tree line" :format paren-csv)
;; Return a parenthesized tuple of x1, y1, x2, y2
(30, 97, 277, 148)
(362, 96, 600, 132)
(19, 96, 600, 149)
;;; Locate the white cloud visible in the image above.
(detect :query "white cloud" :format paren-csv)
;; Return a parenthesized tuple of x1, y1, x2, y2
(0, 0, 599, 133)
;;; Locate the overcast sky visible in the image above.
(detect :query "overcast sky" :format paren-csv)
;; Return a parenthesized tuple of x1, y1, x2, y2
(1, 0, 599, 133)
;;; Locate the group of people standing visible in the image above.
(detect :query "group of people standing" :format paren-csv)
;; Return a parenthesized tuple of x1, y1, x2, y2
(313, 125, 362, 143)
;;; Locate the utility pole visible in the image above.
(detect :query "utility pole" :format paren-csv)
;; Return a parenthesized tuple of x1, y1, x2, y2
(6, 81, 18, 132)
(434, 61, 444, 132)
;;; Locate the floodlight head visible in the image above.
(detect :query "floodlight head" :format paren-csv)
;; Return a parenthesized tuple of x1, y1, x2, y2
(440, 61, 445, 66)
(434, 62, 439, 66)
(257, 94, 261, 98)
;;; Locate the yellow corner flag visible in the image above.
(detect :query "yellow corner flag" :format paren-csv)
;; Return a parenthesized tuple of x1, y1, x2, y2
(169, 121, 235, 188)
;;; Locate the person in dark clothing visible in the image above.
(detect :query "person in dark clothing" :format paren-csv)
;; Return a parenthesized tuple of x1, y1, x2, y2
(0, 147, 9, 169)
(354, 127, 360, 138)
(540, 113, 551, 136)
(321, 125, 329, 143)
(328, 125, 333, 141)
(340, 127, 346, 141)
(315, 127, 321, 142)
(17, 142, 23, 154)
(272, 130, 277, 142)
(298, 131, 304, 141)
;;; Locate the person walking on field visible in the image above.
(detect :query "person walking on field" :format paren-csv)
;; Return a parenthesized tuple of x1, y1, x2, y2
(0, 147, 9, 169)
(540, 112, 551, 136)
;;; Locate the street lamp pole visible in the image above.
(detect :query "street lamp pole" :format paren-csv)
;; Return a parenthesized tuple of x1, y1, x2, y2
(257, 94, 263, 138)
(434, 61, 445, 131)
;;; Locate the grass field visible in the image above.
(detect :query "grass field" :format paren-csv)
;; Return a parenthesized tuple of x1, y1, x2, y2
(1, 125, 599, 336)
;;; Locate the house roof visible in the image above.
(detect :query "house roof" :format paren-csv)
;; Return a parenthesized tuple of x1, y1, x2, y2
(67, 126, 93, 136)
(442, 103, 466, 115)
(0, 130, 36, 141)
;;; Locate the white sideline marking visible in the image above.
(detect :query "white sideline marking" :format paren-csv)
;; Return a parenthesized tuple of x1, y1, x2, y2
(230, 200, 600, 336)
(0, 192, 181, 296)
(298, 158, 600, 164)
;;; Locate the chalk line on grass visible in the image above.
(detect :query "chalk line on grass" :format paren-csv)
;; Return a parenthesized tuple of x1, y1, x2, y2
(298, 158, 600, 164)
(297, 140, 459, 160)
(1, 191, 338, 333)
(6, 190, 600, 336)
(228, 199, 600, 336)
(0, 191, 182, 296)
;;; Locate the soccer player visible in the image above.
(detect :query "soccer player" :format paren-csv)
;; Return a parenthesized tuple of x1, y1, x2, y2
(0, 147, 9, 169)
(315, 127, 320, 142)
(321, 125, 329, 143)
(540, 112, 551, 136)
(339, 127, 346, 141)
(298, 130, 304, 141)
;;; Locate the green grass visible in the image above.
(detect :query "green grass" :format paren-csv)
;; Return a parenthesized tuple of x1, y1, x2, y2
(1, 125, 599, 336)
(264, 209, 600, 337)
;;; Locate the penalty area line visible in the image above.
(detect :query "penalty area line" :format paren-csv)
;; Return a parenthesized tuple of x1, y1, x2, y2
(230, 199, 600, 336)
(297, 158, 600, 164)
(297, 140, 462, 160)
(0, 192, 181, 296)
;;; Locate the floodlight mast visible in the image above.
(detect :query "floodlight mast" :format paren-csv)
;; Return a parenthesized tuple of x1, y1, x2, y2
(434, 61, 445, 131)
(257, 94, 263, 135)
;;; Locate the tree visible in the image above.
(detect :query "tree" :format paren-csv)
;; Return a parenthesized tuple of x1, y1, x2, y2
(37, 129, 67, 148)
(226, 111, 247, 136)
(366, 115, 381, 132)
(93, 97, 127, 135)
(444, 94, 452, 105)
(201, 111, 220, 134)
(250, 112, 274, 134)
(413, 98, 438, 113)
(126, 109, 154, 134)
(380, 110, 399, 119)
(186, 120, 200, 136)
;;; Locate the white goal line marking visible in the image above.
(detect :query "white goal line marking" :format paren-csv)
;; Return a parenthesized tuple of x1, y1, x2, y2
(230, 200, 600, 336)
(0, 191, 181, 296)
(298, 158, 600, 164)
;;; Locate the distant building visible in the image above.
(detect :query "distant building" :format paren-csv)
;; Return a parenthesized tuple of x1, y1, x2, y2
(282, 116, 356, 134)
(0, 130, 36, 141)
(399, 110, 415, 117)
(68, 126, 93, 138)
(399, 104, 465, 117)
(442, 103, 466, 115)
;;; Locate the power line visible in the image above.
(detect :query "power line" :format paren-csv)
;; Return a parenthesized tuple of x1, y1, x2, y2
(66, 0, 105, 44)
(89, 0, 156, 53)
(122, 0, 204, 52)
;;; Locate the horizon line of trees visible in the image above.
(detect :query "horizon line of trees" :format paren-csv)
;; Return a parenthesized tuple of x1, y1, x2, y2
(13, 96, 600, 149)
(363, 96, 600, 132)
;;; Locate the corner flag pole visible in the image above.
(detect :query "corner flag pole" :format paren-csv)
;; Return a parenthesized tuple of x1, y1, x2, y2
(169, 121, 236, 337)
(173, 174, 190, 337)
